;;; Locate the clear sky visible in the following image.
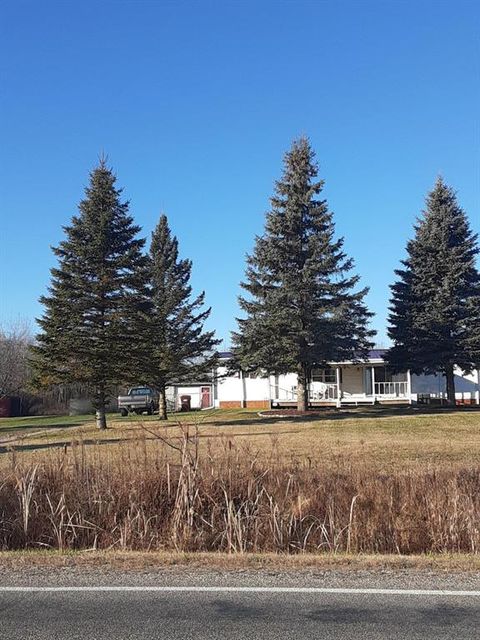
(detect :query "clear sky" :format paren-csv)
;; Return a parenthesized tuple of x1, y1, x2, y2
(1, 0, 478, 348)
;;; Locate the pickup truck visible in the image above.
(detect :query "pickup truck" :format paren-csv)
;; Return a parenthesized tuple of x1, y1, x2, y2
(117, 387, 159, 416)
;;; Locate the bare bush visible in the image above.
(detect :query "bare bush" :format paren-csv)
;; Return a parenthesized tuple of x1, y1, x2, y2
(0, 321, 32, 399)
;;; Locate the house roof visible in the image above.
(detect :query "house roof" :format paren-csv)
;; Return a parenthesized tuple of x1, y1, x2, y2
(218, 349, 388, 365)
(367, 348, 387, 360)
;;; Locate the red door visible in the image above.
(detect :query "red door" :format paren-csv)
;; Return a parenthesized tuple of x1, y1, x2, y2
(201, 386, 211, 409)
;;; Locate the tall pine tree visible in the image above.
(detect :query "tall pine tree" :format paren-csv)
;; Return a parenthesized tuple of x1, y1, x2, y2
(143, 214, 220, 419)
(33, 159, 149, 429)
(232, 138, 374, 411)
(387, 177, 480, 404)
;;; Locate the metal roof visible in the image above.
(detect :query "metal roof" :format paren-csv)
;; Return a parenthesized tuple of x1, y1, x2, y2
(218, 349, 387, 364)
(218, 351, 234, 359)
(366, 348, 387, 360)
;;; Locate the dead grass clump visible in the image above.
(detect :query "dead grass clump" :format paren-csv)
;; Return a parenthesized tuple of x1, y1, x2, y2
(0, 424, 478, 554)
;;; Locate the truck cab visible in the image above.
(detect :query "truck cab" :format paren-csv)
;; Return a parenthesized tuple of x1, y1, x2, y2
(117, 387, 159, 416)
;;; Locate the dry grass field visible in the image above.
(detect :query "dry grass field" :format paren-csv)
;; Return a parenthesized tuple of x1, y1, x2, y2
(1, 407, 479, 555)
(1, 406, 479, 471)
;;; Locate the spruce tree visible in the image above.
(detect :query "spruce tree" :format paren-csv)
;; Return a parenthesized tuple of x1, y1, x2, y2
(232, 137, 375, 411)
(33, 159, 149, 429)
(144, 214, 220, 419)
(387, 177, 480, 404)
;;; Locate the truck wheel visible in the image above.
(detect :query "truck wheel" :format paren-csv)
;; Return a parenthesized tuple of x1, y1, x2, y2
(120, 408, 128, 417)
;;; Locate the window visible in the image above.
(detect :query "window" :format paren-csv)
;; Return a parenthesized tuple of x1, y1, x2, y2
(130, 388, 151, 396)
(311, 368, 340, 384)
(373, 367, 393, 383)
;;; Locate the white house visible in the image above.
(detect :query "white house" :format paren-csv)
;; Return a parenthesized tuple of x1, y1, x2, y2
(166, 350, 480, 410)
(165, 382, 214, 411)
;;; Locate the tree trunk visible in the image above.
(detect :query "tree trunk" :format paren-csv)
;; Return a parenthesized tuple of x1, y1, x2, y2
(445, 365, 456, 406)
(297, 364, 309, 412)
(96, 408, 107, 430)
(158, 382, 167, 420)
(95, 385, 107, 429)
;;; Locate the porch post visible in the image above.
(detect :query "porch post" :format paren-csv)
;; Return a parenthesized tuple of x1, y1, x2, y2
(240, 370, 246, 409)
(407, 369, 412, 405)
(335, 366, 341, 408)
(476, 368, 480, 406)
(371, 366, 376, 404)
(274, 374, 280, 401)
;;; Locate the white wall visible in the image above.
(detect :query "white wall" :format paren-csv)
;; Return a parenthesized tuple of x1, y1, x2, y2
(214, 364, 480, 405)
(175, 386, 203, 409)
(244, 376, 271, 401)
(216, 366, 272, 404)
(216, 367, 243, 404)
(411, 367, 480, 402)
(165, 385, 214, 410)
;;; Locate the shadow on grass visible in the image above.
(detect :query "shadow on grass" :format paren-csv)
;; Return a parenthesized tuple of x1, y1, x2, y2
(2, 405, 479, 455)
(200, 404, 480, 427)
(0, 422, 86, 436)
(0, 427, 307, 455)
(0, 436, 129, 455)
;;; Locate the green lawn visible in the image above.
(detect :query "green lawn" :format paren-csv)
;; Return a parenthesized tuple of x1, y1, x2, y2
(0, 407, 264, 428)
(1, 406, 480, 472)
(0, 413, 97, 437)
(0, 408, 260, 439)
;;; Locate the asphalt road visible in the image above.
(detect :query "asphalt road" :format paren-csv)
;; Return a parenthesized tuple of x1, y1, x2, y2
(1, 586, 479, 639)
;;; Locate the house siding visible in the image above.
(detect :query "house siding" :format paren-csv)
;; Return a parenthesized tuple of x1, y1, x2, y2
(341, 366, 365, 395)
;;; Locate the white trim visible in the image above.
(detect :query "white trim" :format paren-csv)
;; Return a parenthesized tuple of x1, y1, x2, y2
(329, 358, 385, 366)
(335, 366, 341, 408)
(240, 369, 246, 408)
(0, 586, 478, 596)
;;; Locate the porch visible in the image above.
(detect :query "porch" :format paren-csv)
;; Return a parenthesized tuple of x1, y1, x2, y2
(270, 364, 411, 408)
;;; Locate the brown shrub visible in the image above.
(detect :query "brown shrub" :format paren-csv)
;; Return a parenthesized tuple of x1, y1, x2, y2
(0, 424, 478, 554)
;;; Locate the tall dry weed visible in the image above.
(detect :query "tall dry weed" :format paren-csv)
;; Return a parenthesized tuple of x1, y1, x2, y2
(0, 424, 478, 554)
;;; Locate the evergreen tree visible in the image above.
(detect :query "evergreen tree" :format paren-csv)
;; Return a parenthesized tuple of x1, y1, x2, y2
(32, 159, 149, 429)
(387, 177, 480, 404)
(144, 214, 220, 419)
(232, 137, 375, 411)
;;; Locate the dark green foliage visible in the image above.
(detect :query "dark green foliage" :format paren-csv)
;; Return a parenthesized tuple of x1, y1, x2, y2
(232, 138, 375, 410)
(144, 214, 220, 418)
(32, 160, 150, 428)
(387, 177, 480, 403)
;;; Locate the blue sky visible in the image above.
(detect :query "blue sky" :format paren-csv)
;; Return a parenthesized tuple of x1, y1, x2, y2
(1, 0, 478, 348)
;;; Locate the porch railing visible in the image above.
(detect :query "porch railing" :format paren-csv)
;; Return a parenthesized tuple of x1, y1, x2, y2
(309, 383, 338, 401)
(374, 381, 408, 397)
(270, 386, 296, 401)
(271, 384, 338, 402)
